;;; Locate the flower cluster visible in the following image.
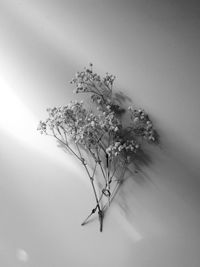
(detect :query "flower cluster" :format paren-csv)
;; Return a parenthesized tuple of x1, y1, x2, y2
(37, 121, 47, 134)
(38, 101, 87, 135)
(102, 72, 116, 88)
(75, 111, 102, 148)
(128, 107, 157, 142)
(70, 63, 114, 108)
(71, 63, 115, 90)
(99, 109, 121, 133)
(106, 139, 140, 158)
(37, 100, 122, 151)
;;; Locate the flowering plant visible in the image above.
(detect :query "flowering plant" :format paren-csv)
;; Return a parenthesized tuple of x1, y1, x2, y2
(38, 64, 158, 232)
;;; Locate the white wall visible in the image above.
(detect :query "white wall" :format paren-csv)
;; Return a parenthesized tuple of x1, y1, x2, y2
(0, 1, 200, 266)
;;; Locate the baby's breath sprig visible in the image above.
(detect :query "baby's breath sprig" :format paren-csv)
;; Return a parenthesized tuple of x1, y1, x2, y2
(38, 64, 159, 232)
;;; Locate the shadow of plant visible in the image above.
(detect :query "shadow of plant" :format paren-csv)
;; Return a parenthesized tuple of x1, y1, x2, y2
(109, 91, 159, 182)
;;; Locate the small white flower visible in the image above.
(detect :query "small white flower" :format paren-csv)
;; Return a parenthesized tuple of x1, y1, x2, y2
(91, 121, 95, 127)
(106, 147, 111, 153)
(118, 145, 123, 151)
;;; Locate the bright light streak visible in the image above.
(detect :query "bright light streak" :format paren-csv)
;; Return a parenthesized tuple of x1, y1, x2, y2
(0, 77, 38, 145)
(0, 76, 80, 174)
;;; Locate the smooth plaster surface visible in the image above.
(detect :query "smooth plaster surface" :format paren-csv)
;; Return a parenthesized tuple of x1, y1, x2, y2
(0, 1, 200, 266)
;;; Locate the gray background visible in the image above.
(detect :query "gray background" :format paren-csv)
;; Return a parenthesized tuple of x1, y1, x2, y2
(0, 0, 200, 266)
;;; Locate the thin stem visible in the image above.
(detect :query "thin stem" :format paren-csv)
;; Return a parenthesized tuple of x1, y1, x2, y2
(103, 160, 127, 211)
(102, 180, 121, 212)
(56, 126, 64, 141)
(96, 148, 107, 183)
(109, 163, 117, 183)
(81, 207, 97, 226)
(98, 139, 107, 154)
(75, 141, 104, 232)
(106, 153, 111, 205)
(106, 133, 112, 199)
(60, 126, 68, 144)
(75, 143, 96, 194)
(86, 80, 107, 101)
(52, 130, 82, 162)
(109, 157, 126, 184)
(92, 161, 97, 179)
(84, 164, 100, 210)
(75, 143, 103, 231)
(81, 192, 104, 226)
(75, 142, 83, 159)
(88, 147, 98, 163)
(53, 130, 103, 231)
